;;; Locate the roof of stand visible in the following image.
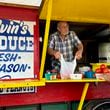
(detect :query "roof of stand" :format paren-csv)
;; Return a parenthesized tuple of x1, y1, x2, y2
(39, 0, 110, 24)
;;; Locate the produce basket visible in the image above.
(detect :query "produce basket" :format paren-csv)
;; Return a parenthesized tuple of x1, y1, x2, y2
(90, 63, 110, 71)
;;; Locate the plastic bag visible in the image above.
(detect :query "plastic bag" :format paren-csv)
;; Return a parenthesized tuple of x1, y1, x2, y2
(60, 55, 77, 79)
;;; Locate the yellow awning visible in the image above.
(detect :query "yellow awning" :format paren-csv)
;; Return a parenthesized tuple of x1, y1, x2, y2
(39, 0, 110, 24)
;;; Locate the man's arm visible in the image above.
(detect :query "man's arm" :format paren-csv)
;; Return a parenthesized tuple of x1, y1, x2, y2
(75, 43, 83, 60)
(48, 48, 56, 56)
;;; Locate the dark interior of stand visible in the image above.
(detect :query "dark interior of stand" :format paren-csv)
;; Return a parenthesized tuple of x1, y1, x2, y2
(39, 20, 110, 71)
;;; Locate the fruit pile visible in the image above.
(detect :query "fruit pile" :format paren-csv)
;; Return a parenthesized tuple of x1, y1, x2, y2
(95, 64, 110, 74)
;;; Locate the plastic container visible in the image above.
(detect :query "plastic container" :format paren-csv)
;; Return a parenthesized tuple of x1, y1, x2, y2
(45, 71, 52, 80)
(79, 66, 91, 74)
(51, 73, 57, 80)
(95, 73, 104, 80)
(70, 74, 82, 80)
(85, 71, 95, 78)
(45, 73, 51, 80)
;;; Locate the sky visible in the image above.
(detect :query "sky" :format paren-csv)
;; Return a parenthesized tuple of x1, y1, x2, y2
(0, 0, 42, 6)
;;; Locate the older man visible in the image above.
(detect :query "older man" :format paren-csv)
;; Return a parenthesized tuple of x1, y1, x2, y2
(48, 21, 83, 72)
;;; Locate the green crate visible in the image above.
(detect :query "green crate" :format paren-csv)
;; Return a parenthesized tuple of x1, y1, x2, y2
(42, 102, 68, 110)
(6, 105, 38, 110)
(72, 101, 79, 110)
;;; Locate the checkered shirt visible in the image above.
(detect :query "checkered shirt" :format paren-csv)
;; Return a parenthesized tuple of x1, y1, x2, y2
(48, 31, 81, 61)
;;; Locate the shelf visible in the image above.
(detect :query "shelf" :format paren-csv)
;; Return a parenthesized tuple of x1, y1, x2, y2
(46, 78, 105, 83)
(0, 79, 45, 88)
(0, 78, 105, 88)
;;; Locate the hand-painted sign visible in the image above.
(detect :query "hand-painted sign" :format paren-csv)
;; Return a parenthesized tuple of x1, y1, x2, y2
(0, 19, 36, 79)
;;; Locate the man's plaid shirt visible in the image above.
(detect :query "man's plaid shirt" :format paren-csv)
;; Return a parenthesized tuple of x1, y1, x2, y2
(48, 31, 82, 71)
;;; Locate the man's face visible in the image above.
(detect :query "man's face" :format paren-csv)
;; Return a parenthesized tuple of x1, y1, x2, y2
(57, 22, 69, 36)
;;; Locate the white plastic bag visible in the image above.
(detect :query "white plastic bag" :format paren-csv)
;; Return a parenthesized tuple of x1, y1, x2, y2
(60, 55, 77, 79)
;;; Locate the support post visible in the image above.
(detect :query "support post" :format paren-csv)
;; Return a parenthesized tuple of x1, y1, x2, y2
(78, 83, 89, 110)
(40, 0, 53, 79)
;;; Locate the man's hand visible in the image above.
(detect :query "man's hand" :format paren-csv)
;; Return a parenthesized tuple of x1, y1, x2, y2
(53, 51, 61, 59)
(75, 50, 82, 60)
(48, 48, 61, 59)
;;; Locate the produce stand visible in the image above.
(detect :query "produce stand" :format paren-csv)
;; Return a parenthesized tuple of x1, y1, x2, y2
(39, 0, 110, 109)
(0, 0, 110, 109)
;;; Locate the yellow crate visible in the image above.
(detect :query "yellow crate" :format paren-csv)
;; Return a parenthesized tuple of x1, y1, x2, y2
(90, 63, 110, 71)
